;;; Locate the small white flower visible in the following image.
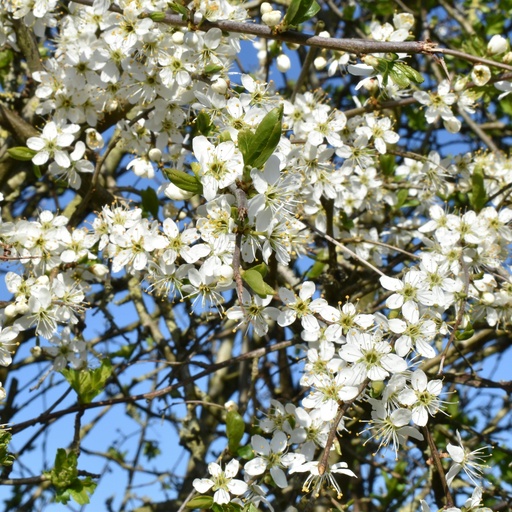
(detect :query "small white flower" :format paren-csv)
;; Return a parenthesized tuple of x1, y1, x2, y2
(446, 430, 489, 487)
(289, 460, 356, 498)
(27, 121, 79, 167)
(0, 324, 20, 366)
(398, 369, 443, 427)
(244, 431, 304, 488)
(471, 65, 491, 86)
(487, 34, 508, 55)
(193, 459, 248, 504)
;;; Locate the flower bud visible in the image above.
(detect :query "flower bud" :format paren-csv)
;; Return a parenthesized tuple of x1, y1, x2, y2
(453, 76, 468, 92)
(393, 12, 414, 30)
(4, 303, 17, 318)
(482, 292, 495, 305)
(172, 31, 184, 45)
(487, 34, 508, 55)
(164, 182, 194, 200)
(224, 400, 238, 411)
(262, 10, 282, 27)
(260, 2, 273, 14)
(31, 346, 42, 358)
(314, 56, 327, 70)
(91, 264, 109, 279)
(148, 148, 162, 162)
(211, 77, 228, 94)
(276, 53, 291, 72)
(362, 54, 379, 69)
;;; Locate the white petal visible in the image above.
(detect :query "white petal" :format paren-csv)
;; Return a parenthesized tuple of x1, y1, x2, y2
(270, 466, 288, 488)
(213, 488, 230, 504)
(244, 457, 267, 476)
(193, 478, 214, 493)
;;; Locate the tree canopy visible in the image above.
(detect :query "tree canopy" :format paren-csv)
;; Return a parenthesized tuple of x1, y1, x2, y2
(0, 0, 512, 510)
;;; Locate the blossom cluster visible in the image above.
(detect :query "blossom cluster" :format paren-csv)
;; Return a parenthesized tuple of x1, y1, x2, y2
(0, 0, 508, 509)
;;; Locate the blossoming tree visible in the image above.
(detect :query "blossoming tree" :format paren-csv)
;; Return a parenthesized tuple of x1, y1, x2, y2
(0, 0, 511, 510)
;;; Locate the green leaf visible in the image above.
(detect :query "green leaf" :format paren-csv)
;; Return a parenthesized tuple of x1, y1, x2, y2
(204, 64, 224, 75)
(470, 166, 488, 212)
(237, 129, 252, 166)
(226, 410, 245, 454)
(165, 168, 203, 194)
(186, 495, 214, 508)
(196, 111, 213, 136)
(240, 106, 283, 169)
(61, 359, 113, 404)
(46, 449, 96, 505)
(0, 429, 15, 467)
(455, 323, 474, 341)
(391, 62, 424, 87)
(148, 11, 166, 21)
(143, 440, 162, 460)
(244, 504, 262, 512)
(379, 153, 395, 177)
(284, 0, 321, 26)
(237, 444, 254, 460)
(68, 477, 97, 505)
(306, 250, 327, 279)
(112, 344, 136, 359)
(0, 49, 13, 69)
(249, 263, 269, 278)
(283, 0, 302, 26)
(395, 188, 409, 209)
(7, 146, 37, 161)
(169, 2, 189, 19)
(141, 187, 159, 218)
(241, 269, 275, 298)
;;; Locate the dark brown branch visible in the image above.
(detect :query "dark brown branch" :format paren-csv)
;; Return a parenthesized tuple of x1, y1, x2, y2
(10, 339, 293, 434)
(442, 372, 512, 393)
(68, 0, 436, 55)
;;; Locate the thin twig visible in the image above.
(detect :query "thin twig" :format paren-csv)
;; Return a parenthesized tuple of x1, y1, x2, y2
(10, 339, 294, 434)
(422, 426, 454, 508)
(318, 380, 368, 475)
(308, 222, 386, 277)
(458, 108, 500, 153)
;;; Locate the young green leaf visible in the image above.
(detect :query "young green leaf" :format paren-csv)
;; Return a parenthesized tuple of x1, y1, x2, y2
(284, 0, 321, 27)
(141, 187, 159, 219)
(470, 166, 488, 212)
(249, 262, 269, 278)
(241, 269, 275, 298)
(169, 2, 189, 19)
(7, 146, 37, 161)
(186, 495, 214, 508)
(226, 410, 245, 454)
(240, 106, 283, 169)
(46, 449, 96, 505)
(61, 359, 113, 404)
(0, 429, 15, 467)
(196, 111, 213, 136)
(165, 168, 203, 194)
